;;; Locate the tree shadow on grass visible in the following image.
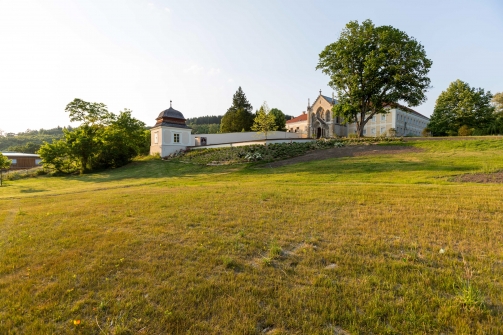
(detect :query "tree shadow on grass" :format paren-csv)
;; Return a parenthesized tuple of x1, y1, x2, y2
(19, 188, 46, 193)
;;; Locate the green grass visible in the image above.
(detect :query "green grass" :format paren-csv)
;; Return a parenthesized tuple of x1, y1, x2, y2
(1, 139, 503, 334)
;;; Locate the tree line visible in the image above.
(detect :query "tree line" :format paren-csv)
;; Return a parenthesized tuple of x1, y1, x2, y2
(187, 86, 292, 134)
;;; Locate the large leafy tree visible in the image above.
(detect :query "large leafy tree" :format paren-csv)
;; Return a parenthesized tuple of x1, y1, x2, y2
(428, 80, 495, 136)
(316, 19, 432, 137)
(0, 153, 11, 186)
(39, 99, 148, 173)
(269, 108, 287, 131)
(220, 87, 254, 132)
(251, 102, 278, 139)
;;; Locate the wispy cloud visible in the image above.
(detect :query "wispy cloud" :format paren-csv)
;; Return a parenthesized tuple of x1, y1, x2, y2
(184, 64, 204, 74)
(207, 68, 221, 76)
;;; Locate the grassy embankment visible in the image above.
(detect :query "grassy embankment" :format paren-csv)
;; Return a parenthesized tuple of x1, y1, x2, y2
(1, 139, 503, 334)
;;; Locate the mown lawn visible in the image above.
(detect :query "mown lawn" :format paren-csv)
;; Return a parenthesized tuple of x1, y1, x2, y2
(1, 139, 503, 334)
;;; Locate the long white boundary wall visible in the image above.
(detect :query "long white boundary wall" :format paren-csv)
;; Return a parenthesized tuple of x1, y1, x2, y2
(192, 131, 304, 146)
(190, 138, 314, 150)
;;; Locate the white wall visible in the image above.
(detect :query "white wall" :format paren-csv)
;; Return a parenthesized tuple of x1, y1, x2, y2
(191, 138, 314, 150)
(192, 131, 302, 146)
(150, 125, 193, 156)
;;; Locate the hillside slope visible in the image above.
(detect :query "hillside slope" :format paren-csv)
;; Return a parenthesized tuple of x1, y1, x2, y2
(1, 140, 503, 334)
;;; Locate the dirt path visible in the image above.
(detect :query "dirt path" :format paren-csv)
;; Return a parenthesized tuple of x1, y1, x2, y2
(454, 172, 503, 184)
(262, 145, 423, 168)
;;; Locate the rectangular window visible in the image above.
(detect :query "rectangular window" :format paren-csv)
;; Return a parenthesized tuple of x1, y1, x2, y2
(363, 128, 367, 135)
(154, 132, 158, 144)
(11, 159, 17, 165)
(35, 159, 42, 165)
(381, 114, 386, 121)
(174, 133, 180, 143)
(372, 115, 376, 122)
(381, 127, 386, 134)
(371, 128, 376, 134)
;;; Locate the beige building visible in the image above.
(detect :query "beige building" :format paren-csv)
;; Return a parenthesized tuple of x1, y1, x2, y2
(287, 91, 429, 137)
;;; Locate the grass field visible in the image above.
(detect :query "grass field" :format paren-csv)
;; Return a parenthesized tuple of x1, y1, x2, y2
(1, 139, 503, 334)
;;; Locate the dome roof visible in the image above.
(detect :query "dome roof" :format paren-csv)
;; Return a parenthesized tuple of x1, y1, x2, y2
(157, 107, 185, 120)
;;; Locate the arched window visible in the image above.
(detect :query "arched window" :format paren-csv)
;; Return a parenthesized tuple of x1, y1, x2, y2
(325, 110, 330, 122)
(316, 108, 323, 119)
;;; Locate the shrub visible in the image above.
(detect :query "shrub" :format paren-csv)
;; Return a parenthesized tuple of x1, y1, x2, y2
(458, 125, 473, 136)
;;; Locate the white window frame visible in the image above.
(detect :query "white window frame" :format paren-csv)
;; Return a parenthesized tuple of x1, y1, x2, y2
(380, 127, 386, 134)
(35, 159, 42, 165)
(381, 114, 386, 121)
(11, 159, 17, 165)
(154, 132, 159, 144)
(173, 133, 180, 143)
(371, 127, 376, 134)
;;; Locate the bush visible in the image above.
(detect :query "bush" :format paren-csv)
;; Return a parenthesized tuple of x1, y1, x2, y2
(458, 125, 473, 136)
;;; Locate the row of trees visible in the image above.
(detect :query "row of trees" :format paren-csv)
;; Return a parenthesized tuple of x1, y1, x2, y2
(39, 99, 149, 174)
(220, 87, 289, 133)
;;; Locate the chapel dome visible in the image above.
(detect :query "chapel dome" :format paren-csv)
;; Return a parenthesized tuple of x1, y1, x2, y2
(153, 101, 190, 129)
(157, 107, 185, 120)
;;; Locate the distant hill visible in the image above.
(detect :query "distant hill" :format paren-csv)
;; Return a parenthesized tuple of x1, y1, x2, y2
(0, 127, 70, 153)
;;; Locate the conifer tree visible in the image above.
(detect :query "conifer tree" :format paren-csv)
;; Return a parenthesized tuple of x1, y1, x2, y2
(220, 87, 254, 132)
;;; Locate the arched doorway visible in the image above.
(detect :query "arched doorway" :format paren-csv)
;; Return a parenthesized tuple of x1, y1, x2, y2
(317, 127, 322, 138)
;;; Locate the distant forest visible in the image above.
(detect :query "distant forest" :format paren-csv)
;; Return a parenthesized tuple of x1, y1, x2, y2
(185, 115, 223, 125)
(186, 115, 223, 134)
(0, 127, 69, 153)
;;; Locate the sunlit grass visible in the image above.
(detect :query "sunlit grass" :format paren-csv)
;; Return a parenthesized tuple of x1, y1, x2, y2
(0, 139, 503, 334)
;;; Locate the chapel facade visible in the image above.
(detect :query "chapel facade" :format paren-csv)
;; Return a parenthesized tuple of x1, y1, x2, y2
(286, 91, 430, 138)
(286, 91, 348, 138)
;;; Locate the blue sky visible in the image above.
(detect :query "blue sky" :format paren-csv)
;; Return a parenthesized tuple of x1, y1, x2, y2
(1, 0, 502, 133)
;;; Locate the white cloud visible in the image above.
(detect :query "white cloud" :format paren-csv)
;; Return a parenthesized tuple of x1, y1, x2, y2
(147, 2, 155, 9)
(164, 7, 171, 13)
(184, 64, 204, 74)
(227, 78, 234, 83)
(207, 68, 221, 76)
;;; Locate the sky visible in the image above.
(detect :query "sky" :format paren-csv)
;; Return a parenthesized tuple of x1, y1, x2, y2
(1, 0, 502, 133)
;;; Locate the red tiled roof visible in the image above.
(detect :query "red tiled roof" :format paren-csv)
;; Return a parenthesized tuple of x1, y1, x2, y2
(286, 113, 307, 124)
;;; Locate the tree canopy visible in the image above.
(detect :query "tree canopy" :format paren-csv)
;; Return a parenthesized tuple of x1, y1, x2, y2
(269, 108, 287, 131)
(428, 80, 495, 136)
(39, 99, 149, 174)
(220, 87, 254, 133)
(316, 19, 432, 137)
(251, 102, 278, 138)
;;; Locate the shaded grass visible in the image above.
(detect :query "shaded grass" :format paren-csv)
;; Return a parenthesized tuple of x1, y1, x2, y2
(0, 139, 503, 334)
